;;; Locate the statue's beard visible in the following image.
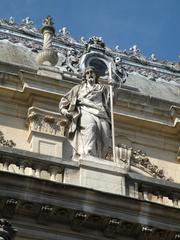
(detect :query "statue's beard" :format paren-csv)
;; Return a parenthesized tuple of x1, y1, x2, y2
(88, 77, 95, 84)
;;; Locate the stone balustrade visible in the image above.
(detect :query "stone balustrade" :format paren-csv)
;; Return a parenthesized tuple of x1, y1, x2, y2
(0, 146, 78, 182)
(126, 172, 180, 208)
(0, 146, 180, 209)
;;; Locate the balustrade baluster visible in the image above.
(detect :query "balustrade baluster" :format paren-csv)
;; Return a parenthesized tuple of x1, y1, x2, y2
(143, 191, 149, 201)
(19, 162, 26, 174)
(34, 165, 42, 178)
(49, 166, 63, 181)
(172, 197, 179, 207)
(3, 160, 10, 171)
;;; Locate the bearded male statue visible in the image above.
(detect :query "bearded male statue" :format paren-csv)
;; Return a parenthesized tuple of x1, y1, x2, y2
(59, 66, 111, 159)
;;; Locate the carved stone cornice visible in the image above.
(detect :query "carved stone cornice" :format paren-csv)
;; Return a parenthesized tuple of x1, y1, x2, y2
(123, 63, 180, 83)
(1, 196, 179, 240)
(0, 170, 180, 239)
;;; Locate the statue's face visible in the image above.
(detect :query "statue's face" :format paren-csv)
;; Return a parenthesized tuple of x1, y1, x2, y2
(85, 69, 97, 84)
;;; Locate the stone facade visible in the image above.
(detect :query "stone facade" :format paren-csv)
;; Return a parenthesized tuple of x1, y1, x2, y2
(0, 17, 180, 239)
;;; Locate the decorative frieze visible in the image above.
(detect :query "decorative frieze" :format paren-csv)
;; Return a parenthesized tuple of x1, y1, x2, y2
(123, 63, 180, 82)
(0, 188, 180, 240)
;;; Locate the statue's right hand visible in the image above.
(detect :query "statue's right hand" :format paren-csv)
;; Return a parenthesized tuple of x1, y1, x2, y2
(61, 109, 73, 119)
(66, 111, 73, 120)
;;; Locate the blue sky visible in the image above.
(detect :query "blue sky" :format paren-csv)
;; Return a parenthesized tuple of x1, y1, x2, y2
(0, 0, 180, 62)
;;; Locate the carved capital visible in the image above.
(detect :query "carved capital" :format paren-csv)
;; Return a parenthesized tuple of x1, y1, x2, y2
(27, 108, 67, 137)
(123, 64, 179, 83)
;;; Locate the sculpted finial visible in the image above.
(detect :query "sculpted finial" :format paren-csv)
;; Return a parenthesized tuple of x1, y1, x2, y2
(150, 53, 157, 61)
(43, 16, 54, 27)
(85, 36, 106, 52)
(36, 16, 58, 66)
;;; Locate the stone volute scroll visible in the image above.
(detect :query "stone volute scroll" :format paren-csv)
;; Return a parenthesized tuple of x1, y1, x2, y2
(36, 16, 58, 66)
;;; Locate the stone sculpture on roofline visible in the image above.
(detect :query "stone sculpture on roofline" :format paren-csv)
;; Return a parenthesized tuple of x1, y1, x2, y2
(58, 34, 127, 160)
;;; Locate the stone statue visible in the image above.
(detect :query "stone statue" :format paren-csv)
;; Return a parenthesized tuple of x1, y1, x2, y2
(59, 66, 111, 159)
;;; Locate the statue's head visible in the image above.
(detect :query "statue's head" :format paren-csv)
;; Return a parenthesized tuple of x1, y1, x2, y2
(82, 66, 99, 84)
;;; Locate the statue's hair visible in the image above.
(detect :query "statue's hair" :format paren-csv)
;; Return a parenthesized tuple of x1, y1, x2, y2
(82, 66, 99, 83)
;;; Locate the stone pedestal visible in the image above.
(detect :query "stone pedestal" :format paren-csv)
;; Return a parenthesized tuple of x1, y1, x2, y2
(28, 130, 65, 158)
(64, 156, 127, 195)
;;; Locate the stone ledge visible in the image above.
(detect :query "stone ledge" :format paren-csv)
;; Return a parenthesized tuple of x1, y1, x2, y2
(0, 172, 180, 234)
(0, 146, 78, 169)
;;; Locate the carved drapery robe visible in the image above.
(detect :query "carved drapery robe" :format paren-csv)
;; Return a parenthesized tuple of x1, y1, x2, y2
(59, 83, 111, 159)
